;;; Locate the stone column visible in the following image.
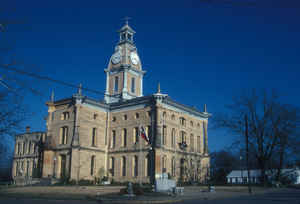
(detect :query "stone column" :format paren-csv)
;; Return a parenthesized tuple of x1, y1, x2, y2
(140, 74, 143, 96)
(203, 121, 208, 154)
(122, 70, 128, 93)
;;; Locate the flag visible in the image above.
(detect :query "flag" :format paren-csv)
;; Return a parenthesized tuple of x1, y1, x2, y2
(140, 126, 150, 144)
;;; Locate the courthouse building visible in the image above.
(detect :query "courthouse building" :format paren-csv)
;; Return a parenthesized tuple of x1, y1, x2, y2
(12, 22, 211, 184)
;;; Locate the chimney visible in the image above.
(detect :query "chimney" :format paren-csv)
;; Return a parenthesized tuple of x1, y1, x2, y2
(26, 126, 30, 133)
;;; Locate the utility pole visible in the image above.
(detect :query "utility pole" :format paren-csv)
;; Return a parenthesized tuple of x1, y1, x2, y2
(245, 115, 252, 194)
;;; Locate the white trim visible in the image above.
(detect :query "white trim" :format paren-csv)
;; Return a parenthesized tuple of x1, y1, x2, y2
(159, 102, 208, 121)
(110, 104, 147, 113)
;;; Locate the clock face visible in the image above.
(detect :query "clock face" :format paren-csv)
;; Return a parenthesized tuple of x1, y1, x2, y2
(111, 52, 121, 64)
(130, 52, 139, 65)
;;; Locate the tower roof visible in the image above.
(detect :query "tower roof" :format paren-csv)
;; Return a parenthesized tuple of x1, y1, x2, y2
(118, 17, 135, 34)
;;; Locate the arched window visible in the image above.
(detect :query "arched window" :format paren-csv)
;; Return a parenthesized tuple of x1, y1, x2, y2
(133, 156, 138, 177)
(162, 125, 167, 145)
(197, 136, 201, 153)
(26, 161, 30, 176)
(122, 128, 127, 147)
(190, 134, 194, 152)
(92, 128, 97, 146)
(110, 157, 115, 177)
(23, 142, 26, 155)
(91, 156, 95, 176)
(180, 131, 186, 143)
(171, 114, 175, 120)
(28, 141, 31, 154)
(121, 156, 126, 177)
(60, 126, 68, 145)
(111, 130, 116, 148)
(17, 143, 21, 155)
(171, 157, 176, 177)
(179, 117, 186, 126)
(171, 128, 176, 148)
(162, 155, 167, 173)
(61, 112, 70, 120)
(133, 127, 139, 143)
(114, 76, 119, 92)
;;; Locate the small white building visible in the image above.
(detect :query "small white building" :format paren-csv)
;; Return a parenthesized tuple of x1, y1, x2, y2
(227, 168, 300, 184)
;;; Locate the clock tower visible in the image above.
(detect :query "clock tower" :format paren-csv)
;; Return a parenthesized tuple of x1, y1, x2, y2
(104, 21, 146, 103)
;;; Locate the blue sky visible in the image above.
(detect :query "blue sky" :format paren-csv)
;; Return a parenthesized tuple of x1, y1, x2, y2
(1, 0, 300, 153)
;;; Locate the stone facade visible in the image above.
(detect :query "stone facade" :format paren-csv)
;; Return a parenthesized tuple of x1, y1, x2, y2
(12, 128, 45, 180)
(12, 22, 211, 184)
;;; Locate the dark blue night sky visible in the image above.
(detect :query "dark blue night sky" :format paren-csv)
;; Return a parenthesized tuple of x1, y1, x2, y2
(1, 0, 300, 153)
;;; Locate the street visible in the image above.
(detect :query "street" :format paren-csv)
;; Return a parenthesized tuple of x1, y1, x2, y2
(181, 188, 300, 204)
(0, 188, 299, 204)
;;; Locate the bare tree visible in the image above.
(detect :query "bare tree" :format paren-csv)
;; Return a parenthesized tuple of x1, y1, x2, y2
(213, 90, 299, 185)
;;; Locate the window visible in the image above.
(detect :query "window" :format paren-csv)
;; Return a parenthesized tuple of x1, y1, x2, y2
(131, 77, 135, 93)
(162, 155, 167, 173)
(190, 121, 193, 127)
(91, 156, 95, 176)
(60, 126, 68, 144)
(34, 144, 37, 154)
(16, 162, 19, 176)
(171, 114, 175, 120)
(112, 116, 116, 122)
(26, 161, 30, 176)
(114, 76, 119, 93)
(162, 125, 167, 145)
(62, 112, 70, 120)
(92, 128, 97, 146)
(180, 131, 186, 143)
(133, 156, 138, 177)
(122, 128, 127, 147)
(135, 112, 139, 119)
(162, 112, 167, 119)
(121, 33, 126, 41)
(93, 113, 98, 120)
(197, 136, 201, 153)
(110, 157, 115, 177)
(133, 127, 139, 143)
(171, 128, 176, 148)
(179, 117, 186, 126)
(127, 34, 132, 41)
(172, 157, 176, 177)
(123, 114, 127, 120)
(23, 142, 26, 155)
(17, 143, 21, 155)
(121, 156, 126, 177)
(190, 134, 194, 152)
(111, 130, 116, 148)
(28, 141, 31, 154)
(147, 111, 151, 117)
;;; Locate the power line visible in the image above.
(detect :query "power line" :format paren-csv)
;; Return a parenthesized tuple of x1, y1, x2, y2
(0, 64, 108, 97)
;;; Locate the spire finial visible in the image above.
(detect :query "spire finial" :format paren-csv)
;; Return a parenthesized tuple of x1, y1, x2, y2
(78, 83, 82, 96)
(157, 82, 161, 93)
(204, 104, 207, 113)
(123, 16, 131, 25)
(51, 90, 55, 102)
